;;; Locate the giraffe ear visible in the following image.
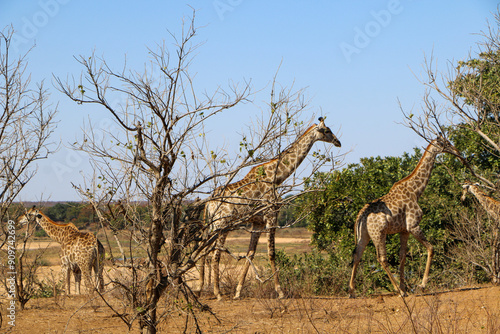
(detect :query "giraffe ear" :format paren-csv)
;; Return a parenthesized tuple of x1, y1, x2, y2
(36, 214, 42, 219)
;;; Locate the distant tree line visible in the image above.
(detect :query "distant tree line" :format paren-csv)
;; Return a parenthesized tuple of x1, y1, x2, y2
(43, 202, 95, 228)
(17, 200, 303, 231)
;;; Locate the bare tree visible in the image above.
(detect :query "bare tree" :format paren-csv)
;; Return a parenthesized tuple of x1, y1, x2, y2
(401, 12, 500, 284)
(401, 12, 500, 187)
(0, 26, 56, 321)
(56, 15, 246, 331)
(1, 210, 48, 310)
(0, 26, 56, 229)
(56, 12, 341, 332)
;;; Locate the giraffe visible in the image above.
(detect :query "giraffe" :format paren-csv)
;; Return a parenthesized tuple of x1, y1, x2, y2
(461, 182, 500, 283)
(18, 207, 105, 294)
(201, 117, 341, 300)
(348, 136, 461, 298)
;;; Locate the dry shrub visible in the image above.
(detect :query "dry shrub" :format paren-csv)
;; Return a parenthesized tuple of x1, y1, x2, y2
(33, 271, 64, 299)
(217, 254, 245, 297)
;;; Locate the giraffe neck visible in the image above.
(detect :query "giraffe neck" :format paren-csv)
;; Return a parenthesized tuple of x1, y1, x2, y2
(393, 142, 440, 199)
(470, 186, 500, 221)
(36, 213, 73, 244)
(248, 125, 318, 186)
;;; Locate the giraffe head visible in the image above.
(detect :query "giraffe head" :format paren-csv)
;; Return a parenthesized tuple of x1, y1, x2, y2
(314, 117, 341, 147)
(18, 207, 42, 225)
(461, 182, 472, 201)
(430, 136, 461, 156)
(461, 182, 480, 201)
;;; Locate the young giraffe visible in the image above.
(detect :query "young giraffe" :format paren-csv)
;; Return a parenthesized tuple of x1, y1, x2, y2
(349, 137, 460, 298)
(19, 208, 105, 294)
(461, 182, 500, 283)
(202, 118, 341, 300)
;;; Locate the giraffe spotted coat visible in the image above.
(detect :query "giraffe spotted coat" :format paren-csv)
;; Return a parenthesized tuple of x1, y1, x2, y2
(349, 137, 461, 298)
(19, 208, 104, 294)
(201, 118, 341, 300)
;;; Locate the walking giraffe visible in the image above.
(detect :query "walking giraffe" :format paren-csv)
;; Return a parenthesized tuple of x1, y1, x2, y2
(461, 182, 500, 283)
(19, 207, 104, 294)
(348, 137, 461, 298)
(201, 117, 341, 300)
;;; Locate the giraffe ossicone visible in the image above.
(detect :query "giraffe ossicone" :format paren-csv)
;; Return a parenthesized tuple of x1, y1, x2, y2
(18, 207, 104, 295)
(200, 117, 341, 301)
(348, 136, 461, 298)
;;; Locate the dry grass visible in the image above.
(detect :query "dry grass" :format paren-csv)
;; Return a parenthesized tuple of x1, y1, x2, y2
(6, 228, 500, 333)
(225, 227, 313, 256)
(7, 285, 500, 333)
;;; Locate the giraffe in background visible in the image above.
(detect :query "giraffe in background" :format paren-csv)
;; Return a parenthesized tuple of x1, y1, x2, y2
(461, 182, 500, 284)
(349, 137, 461, 298)
(19, 207, 104, 294)
(201, 117, 341, 300)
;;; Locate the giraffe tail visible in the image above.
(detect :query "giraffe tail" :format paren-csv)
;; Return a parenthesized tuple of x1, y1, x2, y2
(350, 204, 369, 265)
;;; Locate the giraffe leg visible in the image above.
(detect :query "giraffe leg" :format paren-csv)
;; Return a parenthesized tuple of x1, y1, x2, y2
(97, 241, 105, 292)
(82, 262, 95, 294)
(207, 256, 212, 288)
(348, 231, 370, 298)
(234, 229, 262, 300)
(94, 256, 104, 293)
(99, 264, 104, 293)
(398, 232, 410, 295)
(267, 225, 284, 299)
(197, 255, 206, 296)
(212, 231, 228, 301)
(374, 235, 404, 296)
(63, 265, 71, 295)
(411, 227, 434, 289)
(74, 267, 81, 295)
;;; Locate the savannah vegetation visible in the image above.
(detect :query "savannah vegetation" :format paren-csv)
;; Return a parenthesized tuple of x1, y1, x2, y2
(0, 9, 500, 334)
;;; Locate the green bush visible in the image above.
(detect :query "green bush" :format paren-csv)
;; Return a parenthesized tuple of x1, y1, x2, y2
(276, 248, 351, 297)
(276, 230, 466, 298)
(34, 229, 47, 237)
(33, 279, 63, 298)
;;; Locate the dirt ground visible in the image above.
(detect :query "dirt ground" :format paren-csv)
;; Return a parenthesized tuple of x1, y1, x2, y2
(3, 231, 500, 333)
(3, 285, 499, 333)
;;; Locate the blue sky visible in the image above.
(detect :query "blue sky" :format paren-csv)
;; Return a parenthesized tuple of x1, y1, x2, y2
(1, 1, 498, 201)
